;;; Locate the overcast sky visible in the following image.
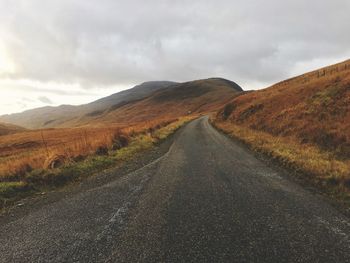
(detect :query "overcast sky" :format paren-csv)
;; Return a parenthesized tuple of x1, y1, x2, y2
(0, 0, 350, 115)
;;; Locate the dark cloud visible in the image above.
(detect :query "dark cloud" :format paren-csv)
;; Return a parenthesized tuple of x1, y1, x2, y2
(0, 0, 349, 90)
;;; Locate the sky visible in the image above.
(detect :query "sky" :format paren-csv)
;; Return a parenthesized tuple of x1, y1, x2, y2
(0, 0, 350, 115)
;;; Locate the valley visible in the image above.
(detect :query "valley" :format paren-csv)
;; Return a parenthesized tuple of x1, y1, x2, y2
(1, 61, 350, 262)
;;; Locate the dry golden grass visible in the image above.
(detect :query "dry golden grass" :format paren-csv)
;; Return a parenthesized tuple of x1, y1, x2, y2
(0, 117, 179, 181)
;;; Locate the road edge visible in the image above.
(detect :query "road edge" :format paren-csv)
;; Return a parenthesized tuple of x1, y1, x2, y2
(208, 116, 350, 217)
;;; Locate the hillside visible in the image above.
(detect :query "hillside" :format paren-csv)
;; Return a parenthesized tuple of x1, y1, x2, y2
(216, 59, 350, 157)
(0, 78, 241, 129)
(214, 59, 350, 194)
(0, 81, 177, 129)
(0, 122, 26, 136)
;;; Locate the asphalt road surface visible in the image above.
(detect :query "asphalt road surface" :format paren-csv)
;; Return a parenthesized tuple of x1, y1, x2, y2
(1, 117, 350, 262)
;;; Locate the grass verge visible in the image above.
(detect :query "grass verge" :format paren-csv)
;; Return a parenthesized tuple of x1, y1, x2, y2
(212, 119, 350, 206)
(0, 117, 193, 210)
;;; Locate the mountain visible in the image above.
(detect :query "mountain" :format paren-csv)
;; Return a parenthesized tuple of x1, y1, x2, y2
(75, 77, 243, 127)
(0, 81, 177, 129)
(88, 81, 177, 111)
(216, 59, 350, 158)
(0, 78, 242, 129)
(0, 122, 26, 136)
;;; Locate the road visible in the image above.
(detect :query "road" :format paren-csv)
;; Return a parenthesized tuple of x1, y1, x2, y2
(1, 117, 350, 262)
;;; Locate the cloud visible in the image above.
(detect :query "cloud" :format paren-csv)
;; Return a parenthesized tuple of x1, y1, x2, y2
(0, 0, 349, 95)
(38, 96, 53, 104)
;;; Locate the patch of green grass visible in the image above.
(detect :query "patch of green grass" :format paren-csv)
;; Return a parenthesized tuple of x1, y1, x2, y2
(0, 181, 32, 209)
(114, 134, 154, 161)
(0, 182, 27, 196)
(307, 84, 347, 115)
(152, 117, 190, 140)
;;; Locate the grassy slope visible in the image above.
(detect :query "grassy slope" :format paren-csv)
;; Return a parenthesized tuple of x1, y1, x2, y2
(0, 120, 171, 176)
(213, 59, 350, 203)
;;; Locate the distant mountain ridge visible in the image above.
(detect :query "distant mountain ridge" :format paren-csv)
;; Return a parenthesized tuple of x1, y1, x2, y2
(0, 78, 242, 129)
(0, 81, 178, 129)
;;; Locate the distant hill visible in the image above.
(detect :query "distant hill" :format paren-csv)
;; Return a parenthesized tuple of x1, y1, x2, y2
(217, 59, 350, 158)
(0, 81, 177, 129)
(0, 122, 26, 136)
(0, 78, 242, 129)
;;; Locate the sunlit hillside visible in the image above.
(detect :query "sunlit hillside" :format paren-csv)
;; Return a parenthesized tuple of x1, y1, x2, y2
(214, 59, 350, 194)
